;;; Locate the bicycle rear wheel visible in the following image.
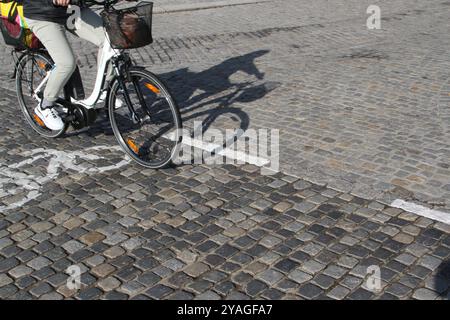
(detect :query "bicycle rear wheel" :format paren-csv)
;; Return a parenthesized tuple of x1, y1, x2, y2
(15, 51, 68, 138)
(108, 68, 182, 169)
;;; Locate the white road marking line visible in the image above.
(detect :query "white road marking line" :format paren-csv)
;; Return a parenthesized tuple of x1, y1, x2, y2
(183, 135, 270, 166)
(391, 199, 450, 225)
(166, 131, 271, 167)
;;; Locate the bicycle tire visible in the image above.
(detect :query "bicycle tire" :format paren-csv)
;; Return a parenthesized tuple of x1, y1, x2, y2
(15, 51, 68, 138)
(108, 67, 183, 169)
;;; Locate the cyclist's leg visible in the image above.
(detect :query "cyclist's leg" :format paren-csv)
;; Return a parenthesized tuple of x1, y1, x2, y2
(70, 7, 103, 46)
(25, 18, 77, 107)
(71, 7, 114, 81)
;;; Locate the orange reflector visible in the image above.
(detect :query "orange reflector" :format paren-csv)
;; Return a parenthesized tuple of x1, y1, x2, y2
(127, 139, 139, 154)
(144, 83, 160, 94)
(33, 114, 46, 128)
(37, 61, 46, 70)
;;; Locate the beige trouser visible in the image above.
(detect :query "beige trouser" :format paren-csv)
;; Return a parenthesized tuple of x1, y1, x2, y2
(26, 7, 113, 107)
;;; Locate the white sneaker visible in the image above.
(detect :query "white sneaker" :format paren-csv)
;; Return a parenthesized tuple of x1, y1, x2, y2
(34, 105, 65, 131)
(98, 91, 124, 109)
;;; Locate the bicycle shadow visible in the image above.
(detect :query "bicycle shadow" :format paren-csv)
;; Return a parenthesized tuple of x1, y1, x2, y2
(158, 49, 275, 134)
(83, 50, 278, 161)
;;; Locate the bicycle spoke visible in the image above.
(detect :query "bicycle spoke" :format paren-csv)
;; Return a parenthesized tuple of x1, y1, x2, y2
(16, 52, 66, 138)
(110, 70, 181, 168)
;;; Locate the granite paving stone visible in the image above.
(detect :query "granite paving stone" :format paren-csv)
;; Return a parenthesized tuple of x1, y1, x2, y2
(0, 0, 449, 301)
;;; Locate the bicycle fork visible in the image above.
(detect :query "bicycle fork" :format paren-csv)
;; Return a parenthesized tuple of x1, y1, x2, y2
(111, 56, 152, 124)
(116, 76, 141, 124)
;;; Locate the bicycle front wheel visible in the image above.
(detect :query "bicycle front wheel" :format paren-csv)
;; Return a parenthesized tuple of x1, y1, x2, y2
(108, 68, 183, 169)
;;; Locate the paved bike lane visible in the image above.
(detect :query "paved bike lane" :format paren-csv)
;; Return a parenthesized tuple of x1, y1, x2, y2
(0, 0, 449, 300)
(22, 0, 449, 211)
(1, 83, 449, 299)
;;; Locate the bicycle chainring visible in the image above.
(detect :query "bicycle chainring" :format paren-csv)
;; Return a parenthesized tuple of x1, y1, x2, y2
(71, 105, 98, 130)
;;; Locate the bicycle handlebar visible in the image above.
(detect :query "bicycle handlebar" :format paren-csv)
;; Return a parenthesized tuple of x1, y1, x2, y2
(68, 0, 133, 8)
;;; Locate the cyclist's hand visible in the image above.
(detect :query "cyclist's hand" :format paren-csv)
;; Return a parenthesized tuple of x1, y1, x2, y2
(53, 0, 70, 6)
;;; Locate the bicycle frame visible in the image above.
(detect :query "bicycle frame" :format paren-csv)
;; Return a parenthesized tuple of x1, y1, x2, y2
(33, 31, 120, 110)
(78, 34, 119, 108)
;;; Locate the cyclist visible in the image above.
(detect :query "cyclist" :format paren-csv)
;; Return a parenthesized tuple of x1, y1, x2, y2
(23, 0, 116, 130)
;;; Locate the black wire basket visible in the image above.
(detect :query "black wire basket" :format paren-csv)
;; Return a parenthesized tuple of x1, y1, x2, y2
(101, 1, 153, 49)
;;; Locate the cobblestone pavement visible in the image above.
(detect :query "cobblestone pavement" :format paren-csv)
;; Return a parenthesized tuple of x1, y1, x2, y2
(0, 0, 450, 300)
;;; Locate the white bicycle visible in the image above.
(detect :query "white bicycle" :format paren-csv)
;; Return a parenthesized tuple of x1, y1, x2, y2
(12, 0, 182, 169)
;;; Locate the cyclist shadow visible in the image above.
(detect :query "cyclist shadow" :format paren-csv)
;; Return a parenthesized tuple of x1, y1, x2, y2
(157, 49, 279, 161)
(160, 49, 275, 132)
(86, 50, 278, 159)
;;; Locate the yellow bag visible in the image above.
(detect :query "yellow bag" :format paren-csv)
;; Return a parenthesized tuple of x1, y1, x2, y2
(1, 1, 24, 23)
(0, 0, 41, 49)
